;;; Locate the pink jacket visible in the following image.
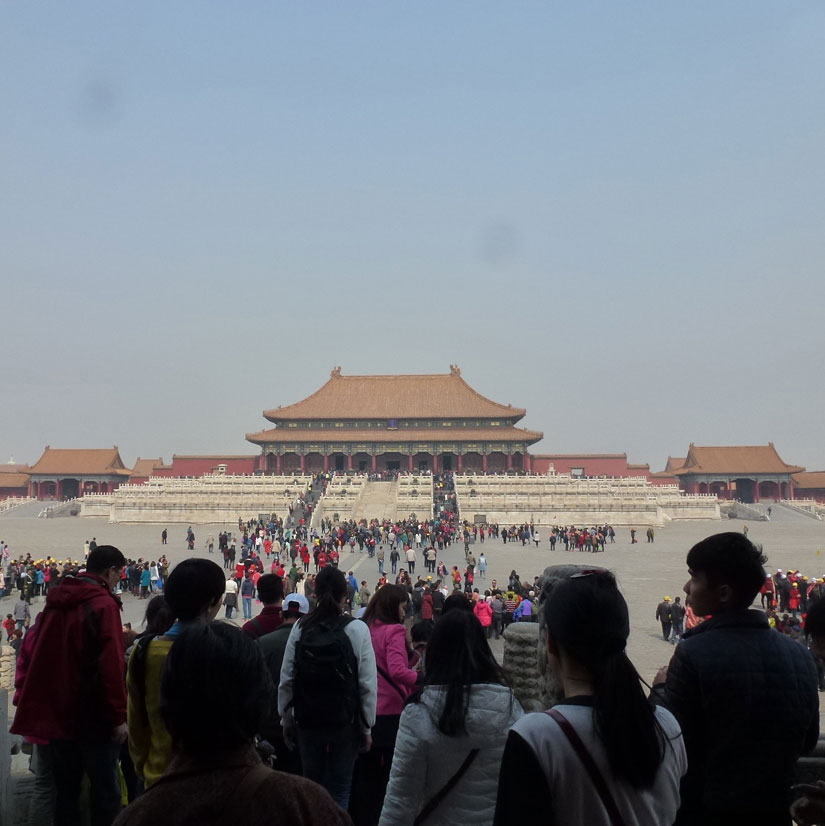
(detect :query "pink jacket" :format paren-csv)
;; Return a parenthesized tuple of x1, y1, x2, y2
(474, 600, 493, 627)
(369, 621, 419, 716)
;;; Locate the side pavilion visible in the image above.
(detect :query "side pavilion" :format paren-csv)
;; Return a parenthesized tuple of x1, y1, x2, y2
(669, 443, 803, 503)
(27, 447, 132, 500)
(246, 366, 543, 475)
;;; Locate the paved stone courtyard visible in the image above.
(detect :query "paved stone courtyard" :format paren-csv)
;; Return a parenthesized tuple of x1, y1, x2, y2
(2, 512, 824, 684)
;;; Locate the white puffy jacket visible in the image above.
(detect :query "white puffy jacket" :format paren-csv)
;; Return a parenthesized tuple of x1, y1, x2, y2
(378, 683, 523, 826)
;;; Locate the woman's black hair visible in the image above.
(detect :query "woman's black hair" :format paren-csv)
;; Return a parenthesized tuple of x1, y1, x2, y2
(142, 595, 175, 637)
(363, 584, 408, 626)
(419, 610, 508, 736)
(164, 559, 226, 621)
(543, 571, 665, 789)
(160, 621, 272, 755)
(299, 567, 347, 632)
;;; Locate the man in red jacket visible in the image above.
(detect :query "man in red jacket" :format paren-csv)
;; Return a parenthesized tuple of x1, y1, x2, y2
(12, 544, 127, 826)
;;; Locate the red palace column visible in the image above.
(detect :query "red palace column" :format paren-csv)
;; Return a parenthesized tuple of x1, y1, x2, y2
(753, 479, 759, 503)
(432, 454, 438, 473)
(371, 454, 377, 473)
(408, 455, 414, 472)
(276, 454, 283, 474)
(482, 454, 488, 473)
(299, 454, 306, 473)
(347, 454, 353, 471)
(506, 454, 513, 471)
(323, 454, 329, 472)
(457, 454, 463, 473)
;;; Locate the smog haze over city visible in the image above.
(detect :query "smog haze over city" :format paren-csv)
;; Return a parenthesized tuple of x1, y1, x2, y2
(2, 2, 824, 470)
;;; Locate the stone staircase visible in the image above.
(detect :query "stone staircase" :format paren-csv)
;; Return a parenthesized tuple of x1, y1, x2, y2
(353, 480, 398, 522)
(751, 502, 822, 522)
(0, 499, 66, 519)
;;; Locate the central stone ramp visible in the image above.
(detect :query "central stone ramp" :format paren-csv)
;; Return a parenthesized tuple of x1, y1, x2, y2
(353, 479, 398, 523)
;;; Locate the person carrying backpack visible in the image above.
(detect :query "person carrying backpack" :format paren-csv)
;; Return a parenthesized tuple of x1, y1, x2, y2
(278, 567, 377, 810)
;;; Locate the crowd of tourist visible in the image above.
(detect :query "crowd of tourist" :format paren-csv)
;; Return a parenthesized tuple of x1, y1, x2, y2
(4, 530, 825, 826)
(7, 507, 825, 826)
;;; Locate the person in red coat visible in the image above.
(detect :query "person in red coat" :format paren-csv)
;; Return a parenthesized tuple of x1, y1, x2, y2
(12, 545, 128, 826)
(474, 597, 493, 638)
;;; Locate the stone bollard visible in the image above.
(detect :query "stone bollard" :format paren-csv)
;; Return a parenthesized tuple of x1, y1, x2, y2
(501, 623, 543, 711)
(502, 563, 611, 712)
(0, 647, 15, 693)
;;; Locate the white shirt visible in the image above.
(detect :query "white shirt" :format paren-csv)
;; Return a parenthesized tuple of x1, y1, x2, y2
(224, 580, 238, 595)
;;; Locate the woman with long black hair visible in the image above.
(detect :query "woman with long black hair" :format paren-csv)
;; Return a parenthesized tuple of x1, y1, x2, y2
(378, 609, 522, 826)
(494, 570, 686, 826)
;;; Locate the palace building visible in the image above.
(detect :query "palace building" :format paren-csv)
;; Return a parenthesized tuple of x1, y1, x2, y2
(27, 447, 132, 499)
(246, 366, 543, 474)
(667, 443, 803, 503)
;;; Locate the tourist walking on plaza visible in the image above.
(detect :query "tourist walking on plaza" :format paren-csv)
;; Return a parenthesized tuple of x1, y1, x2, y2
(241, 570, 256, 619)
(668, 596, 685, 643)
(12, 545, 128, 826)
(278, 567, 377, 810)
(494, 570, 685, 826)
(379, 610, 522, 826)
(351, 585, 420, 826)
(223, 575, 238, 618)
(655, 596, 672, 641)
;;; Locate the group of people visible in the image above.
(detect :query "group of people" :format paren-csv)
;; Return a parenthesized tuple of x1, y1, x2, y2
(7, 531, 825, 826)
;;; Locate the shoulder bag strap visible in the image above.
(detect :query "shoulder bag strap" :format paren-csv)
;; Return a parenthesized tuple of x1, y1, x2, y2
(413, 748, 480, 826)
(547, 709, 627, 826)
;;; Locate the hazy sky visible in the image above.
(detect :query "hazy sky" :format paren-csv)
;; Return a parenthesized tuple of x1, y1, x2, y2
(3, 2, 824, 471)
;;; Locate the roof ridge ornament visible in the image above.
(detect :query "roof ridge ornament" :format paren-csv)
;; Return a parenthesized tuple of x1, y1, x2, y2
(449, 364, 461, 376)
(331, 366, 342, 377)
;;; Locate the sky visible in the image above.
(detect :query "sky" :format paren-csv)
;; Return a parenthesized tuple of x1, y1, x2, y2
(2, 2, 824, 471)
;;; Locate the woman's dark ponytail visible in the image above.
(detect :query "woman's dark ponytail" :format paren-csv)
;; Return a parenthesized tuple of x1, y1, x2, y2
(544, 572, 665, 790)
(591, 650, 665, 789)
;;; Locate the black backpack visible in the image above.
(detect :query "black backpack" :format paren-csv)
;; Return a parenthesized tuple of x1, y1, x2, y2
(293, 616, 360, 730)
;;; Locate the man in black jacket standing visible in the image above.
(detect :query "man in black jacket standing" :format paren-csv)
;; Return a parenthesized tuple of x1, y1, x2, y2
(652, 532, 818, 826)
(655, 595, 672, 640)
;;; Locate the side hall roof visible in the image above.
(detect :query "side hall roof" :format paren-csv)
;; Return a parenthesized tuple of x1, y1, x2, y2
(263, 366, 526, 422)
(0, 473, 30, 488)
(672, 444, 804, 476)
(793, 471, 825, 489)
(130, 458, 165, 478)
(29, 447, 132, 477)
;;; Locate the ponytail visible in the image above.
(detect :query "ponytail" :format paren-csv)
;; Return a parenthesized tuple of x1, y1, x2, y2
(591, 651, 665, 789)
(544, 571, 666, 790)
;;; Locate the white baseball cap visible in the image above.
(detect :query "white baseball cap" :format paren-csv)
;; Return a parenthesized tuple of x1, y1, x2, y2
(283, 594, 310, 615)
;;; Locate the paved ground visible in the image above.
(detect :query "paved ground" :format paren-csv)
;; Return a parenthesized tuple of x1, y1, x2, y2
(2, 512, 825, 684)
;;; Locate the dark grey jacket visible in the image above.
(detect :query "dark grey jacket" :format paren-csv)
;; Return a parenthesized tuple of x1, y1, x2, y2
(654, 609, 818, 826)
